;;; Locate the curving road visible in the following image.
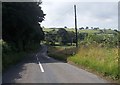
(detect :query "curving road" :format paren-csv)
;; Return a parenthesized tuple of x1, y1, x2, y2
(3, 45, 109, 83)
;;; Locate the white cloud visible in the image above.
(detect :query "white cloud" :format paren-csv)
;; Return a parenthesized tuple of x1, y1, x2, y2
(41, 1, 118, 29)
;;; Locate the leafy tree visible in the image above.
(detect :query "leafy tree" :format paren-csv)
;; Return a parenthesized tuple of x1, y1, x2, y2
(2, 2, 45, 51)
(57, 28, 69, 45)
(78, 33, 88, 41)
(94, 27, 99, 30)
(86, 26, 89, 29)
(64, 26, 67, 28)
(68, 31, 75, 45)
(79, 27, 84, 30)
(45, 30, 57, 45)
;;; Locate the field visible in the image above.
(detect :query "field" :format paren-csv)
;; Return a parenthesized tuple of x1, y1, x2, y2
(43, 28, 116, 34)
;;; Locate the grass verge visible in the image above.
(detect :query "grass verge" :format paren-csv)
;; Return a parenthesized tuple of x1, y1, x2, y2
(47, 46, 77, 62)
(47, 45, 119, 82)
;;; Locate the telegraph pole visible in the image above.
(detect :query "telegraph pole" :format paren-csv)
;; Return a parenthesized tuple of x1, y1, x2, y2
(74, 5, 78, 47)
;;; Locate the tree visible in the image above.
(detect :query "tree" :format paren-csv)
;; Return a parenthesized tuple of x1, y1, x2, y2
(45, 29, 57, 45)
(68, 31, 75, 45)
(91, 27, 93, 29)
(57, 28, 69, 45)
(114, 29, 119, 33)
(86, 26, 89, 29)
(94, 27, 99, 30)
(3, 2, 45, 51)
(64, 26, 67, 28)
(79, 27, 84, 30)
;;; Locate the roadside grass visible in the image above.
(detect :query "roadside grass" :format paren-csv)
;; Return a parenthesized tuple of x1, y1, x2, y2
(47, 46, 77, 62)
(47, 45, 119, 80)
(2, 51, 26, 71)
(2, 40, 41, 71)
(68, 45, 118, 80)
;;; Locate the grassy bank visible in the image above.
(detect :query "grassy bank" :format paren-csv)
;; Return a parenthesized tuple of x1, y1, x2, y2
(47, 45, 119, 81)
(47, 46, 77, 62)
(68, 45, 118, 80)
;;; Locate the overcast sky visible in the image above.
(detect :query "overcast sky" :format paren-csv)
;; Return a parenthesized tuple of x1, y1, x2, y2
(41, 0, 118, 29)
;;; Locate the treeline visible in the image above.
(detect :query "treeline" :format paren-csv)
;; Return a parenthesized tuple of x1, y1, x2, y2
(44, 28, 119, 48)
(2, 2, 45, 70)
(45, 28, 76, 45)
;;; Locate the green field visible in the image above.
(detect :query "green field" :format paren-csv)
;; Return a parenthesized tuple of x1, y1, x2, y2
(66, 28, 100, 33)
(43, 28, 116, 34)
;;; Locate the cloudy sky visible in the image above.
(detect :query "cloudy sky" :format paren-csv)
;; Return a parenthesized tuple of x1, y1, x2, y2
(41, 0, 118, 29)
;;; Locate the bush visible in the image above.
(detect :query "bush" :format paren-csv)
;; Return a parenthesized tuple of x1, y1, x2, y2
(82, 34, 118, 48)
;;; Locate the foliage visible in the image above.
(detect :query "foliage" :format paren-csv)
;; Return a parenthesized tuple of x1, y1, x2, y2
(48, 46, 77, 62)
(57, 28, 70, 45)
(2, 40, 40, 71)
(44, 28, 119, 48)
(83, 33, 118, 48)
(2, 2, 45, 70)
(45, 28, 76, 45)
(2, 2, 45, 51)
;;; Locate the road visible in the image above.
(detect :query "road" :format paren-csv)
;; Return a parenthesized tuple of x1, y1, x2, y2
(2, 45, 109, 83)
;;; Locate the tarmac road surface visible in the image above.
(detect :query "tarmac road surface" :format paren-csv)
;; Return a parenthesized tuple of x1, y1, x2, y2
(2, 45, 109, 83)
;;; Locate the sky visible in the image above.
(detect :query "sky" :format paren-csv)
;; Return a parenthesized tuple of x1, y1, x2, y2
(40, 0, 119, 29)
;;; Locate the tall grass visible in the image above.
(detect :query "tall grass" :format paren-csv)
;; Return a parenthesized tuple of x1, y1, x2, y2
(68, 44, 118, 80)
(48, 46, 77, 62)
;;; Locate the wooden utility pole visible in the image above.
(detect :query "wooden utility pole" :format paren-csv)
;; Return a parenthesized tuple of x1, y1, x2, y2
(74, 5, 78, 47)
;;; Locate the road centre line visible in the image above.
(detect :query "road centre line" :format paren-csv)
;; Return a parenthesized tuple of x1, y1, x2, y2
(38, 61, 44, 72)
(36, 56, 44, 72)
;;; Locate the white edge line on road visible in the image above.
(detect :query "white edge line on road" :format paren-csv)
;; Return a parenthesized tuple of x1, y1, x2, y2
(38, 61, 45, 72)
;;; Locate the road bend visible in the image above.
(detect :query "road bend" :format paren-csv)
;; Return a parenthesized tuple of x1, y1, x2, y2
(3, 45, 109, 83)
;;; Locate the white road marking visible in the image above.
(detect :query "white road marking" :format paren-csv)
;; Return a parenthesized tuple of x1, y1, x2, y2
(44, 55, 50, 59)
(38, 61, 44, 72)
(36, 57, 44, 72)
(47, 56, 50, 58)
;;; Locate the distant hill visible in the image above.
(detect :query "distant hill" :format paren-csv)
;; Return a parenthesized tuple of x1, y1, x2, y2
(43, 28, 118, 34)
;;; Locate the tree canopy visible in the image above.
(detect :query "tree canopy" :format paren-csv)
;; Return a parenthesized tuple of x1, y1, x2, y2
(2, 2, 45, 51)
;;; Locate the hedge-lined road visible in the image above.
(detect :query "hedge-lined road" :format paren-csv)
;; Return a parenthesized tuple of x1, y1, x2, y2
(3, 45, 109, 83)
